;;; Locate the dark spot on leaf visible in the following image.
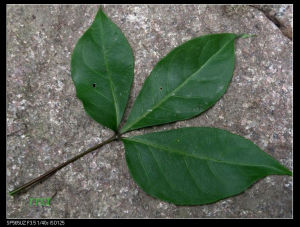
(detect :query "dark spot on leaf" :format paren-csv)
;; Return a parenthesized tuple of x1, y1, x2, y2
(160, 87, 162, 90)
(93, 83, 96, 87)
(32, 15, 36, 20)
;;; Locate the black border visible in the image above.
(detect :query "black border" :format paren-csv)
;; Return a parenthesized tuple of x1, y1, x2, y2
(4, 1, 295, 223)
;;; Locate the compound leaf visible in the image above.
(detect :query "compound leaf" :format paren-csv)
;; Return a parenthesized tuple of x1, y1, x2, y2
(122, 127, 291, 205)
(71, 8, 134, 132)
(121, 33, 240, 133)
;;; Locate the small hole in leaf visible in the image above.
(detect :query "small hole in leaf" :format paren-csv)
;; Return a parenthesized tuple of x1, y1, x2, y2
(93, 83, 96, 88)
(160, 87, 162, 90)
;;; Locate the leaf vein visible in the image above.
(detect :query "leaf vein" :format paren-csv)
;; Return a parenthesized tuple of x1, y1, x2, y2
(183, 157, 206, 195)
(125, 138, 281, 172)
(122, 37, 235, 132)
(147, 146, 176, 191)
(97, 15, 119, 128)
(133, 144, 151, 187)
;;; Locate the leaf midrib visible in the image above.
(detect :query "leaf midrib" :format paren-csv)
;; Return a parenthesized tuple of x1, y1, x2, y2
(97, 13, 120, 129)
(121, 36, 235, 133)
(124, 137, 281, 172)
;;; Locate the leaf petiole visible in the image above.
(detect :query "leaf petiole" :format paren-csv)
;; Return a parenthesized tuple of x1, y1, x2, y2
(9, 134, 118, 196)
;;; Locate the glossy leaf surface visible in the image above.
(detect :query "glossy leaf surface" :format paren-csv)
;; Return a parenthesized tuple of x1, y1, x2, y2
(71, 8, 134, 132)
(121, 33, 239, 133)
(122, 127, 291, 205)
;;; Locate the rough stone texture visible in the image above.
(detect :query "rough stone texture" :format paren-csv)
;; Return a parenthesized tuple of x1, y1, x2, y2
(7, 5, 293, 218)
(250, 4, 293, 40)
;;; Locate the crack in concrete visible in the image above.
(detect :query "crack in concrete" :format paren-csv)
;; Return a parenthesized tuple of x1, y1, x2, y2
(249, 5, 292, 41)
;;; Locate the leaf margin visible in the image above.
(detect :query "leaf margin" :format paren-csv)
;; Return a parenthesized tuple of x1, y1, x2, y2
(71, 7, 134, 132)
(120, 33, 243, 133)
(122, 127, 292, 205)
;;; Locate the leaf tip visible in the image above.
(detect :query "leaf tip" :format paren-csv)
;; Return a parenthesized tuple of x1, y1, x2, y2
(286, 169, 293, 176)
(278, 166, 292, 176)
(96, 5, 107, 18)
(238, 33, 256, 39)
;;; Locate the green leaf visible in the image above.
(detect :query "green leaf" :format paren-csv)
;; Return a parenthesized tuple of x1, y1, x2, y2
(71, 8, 134, 132)
(122, 127, 291, 205)
(121, 33, 241, 133)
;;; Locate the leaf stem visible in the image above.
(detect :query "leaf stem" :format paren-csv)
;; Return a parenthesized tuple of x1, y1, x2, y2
(9, 134, 118, 196)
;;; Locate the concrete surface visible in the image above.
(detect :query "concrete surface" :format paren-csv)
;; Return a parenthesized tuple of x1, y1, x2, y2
(7, 4, 293, 218)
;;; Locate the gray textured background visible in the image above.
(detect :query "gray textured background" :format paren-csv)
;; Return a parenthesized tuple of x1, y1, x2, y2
(7, 5, 293, 218)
